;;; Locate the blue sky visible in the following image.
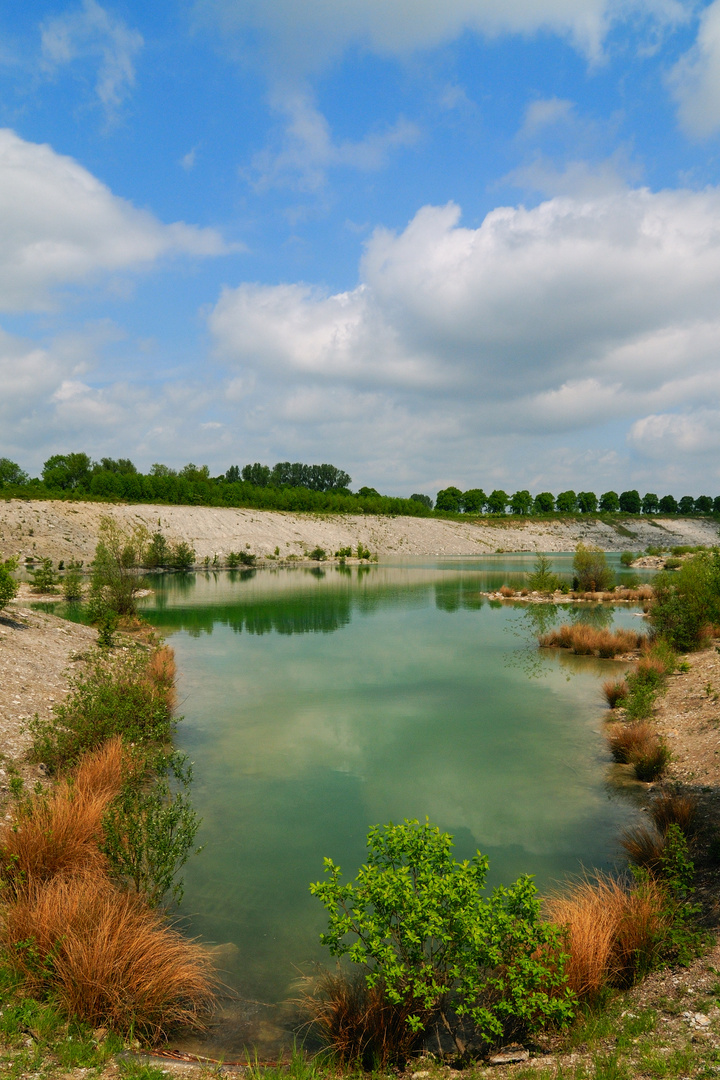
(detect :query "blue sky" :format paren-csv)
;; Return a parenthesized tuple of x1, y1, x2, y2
(3, 0, 720, 496)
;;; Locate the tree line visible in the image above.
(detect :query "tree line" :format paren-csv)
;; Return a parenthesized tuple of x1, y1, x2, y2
(434, 486, 720, 516)
(1, 453, 717, 518)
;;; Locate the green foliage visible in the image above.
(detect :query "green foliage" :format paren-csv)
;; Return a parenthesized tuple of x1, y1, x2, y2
(462, 488, 487, 513)
(42, 451, 92, 491)
(533, 491, 555, 513)
(509, 489, 532, 515)
(642, 492, 659, 514)
(61, 559, 84, 602)
(486, 489, 508, 514)
(410, 493, 433, 509)
(619, 490, 641, 514)
(310, 547, 327, 561)
(577, 491, 598, 513)
(599, 491, 620, 512)
(0, 457, 28, 487)
(29, 557, 58, 594)
(357, 543, 371, 560)
(91, 516, 149, 616)
(435, 486, 463, 512)
(28, 650, 175, 773)
(663, 557, 682, 570)
(101, 751, 201, 908)
(556, 490, 577, 513)
(144, 531, 169, 568)
(527, 554, 561, 593)
(335, 546, 352, 557)
(168, 539, 195, 570)
(659, 494, 678, 513)
(652, 552, 720, 651)
(0, 554, 19, 611)
(620, 552, 635, 566)
(573, 543, 614, 591)
(310, 819, 575, 1053)
(227, 549, 255, 568)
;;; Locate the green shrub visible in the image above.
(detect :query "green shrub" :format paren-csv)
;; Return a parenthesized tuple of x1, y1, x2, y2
(61, 560, 84, 602)
(168, 540, 195, 570)
(573, 543, 614, 591)
(310, 547, 326, 561)
(526, 553, 561, 592)
(620, 552, 635, 566)
(144, 531, 169, 569)
(633, 740, 671, 782)
(663, 557, 682, 570)
(651, 552, 720, 651)
(91, 517, 149, 616)
(28, 651, 175, 773)
(29, 557, 58, 594)
(101, 751, 200, 908)
(357, 543, 371, 560)
(310, 819, 574, 1055)
(0, 555, 19, 611)
(335, 546, 352, 558)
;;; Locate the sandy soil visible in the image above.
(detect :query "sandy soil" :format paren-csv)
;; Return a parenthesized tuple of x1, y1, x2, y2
(1, 499, 719, 565)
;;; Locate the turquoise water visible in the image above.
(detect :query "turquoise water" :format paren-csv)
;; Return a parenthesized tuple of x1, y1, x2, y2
(137, 555, 645, 1051)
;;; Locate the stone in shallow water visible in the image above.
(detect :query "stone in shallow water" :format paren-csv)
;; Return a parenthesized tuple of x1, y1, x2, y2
(488, 1044, 530, 1065)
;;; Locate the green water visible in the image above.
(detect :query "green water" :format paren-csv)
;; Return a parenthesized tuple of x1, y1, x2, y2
(138, 556, 645, 1052)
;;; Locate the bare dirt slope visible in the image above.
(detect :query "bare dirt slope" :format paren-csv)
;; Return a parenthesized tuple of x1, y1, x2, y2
(1, 499, 718, 565)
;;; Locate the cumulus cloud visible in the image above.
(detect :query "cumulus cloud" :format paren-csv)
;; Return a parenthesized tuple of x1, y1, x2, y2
(669, 0, 720, 137)
(0, 129, 228, 311)
(207, 185, 720, 487)
(245, 91, 420, 192)
(40, 0, 143, 116)
(195, 0, 688, 71)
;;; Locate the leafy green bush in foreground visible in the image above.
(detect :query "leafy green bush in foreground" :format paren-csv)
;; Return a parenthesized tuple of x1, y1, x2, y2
(310, 819, 574, 1057)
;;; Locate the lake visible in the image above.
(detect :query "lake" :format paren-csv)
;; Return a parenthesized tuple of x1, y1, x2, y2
(138, 555, 647, 1055)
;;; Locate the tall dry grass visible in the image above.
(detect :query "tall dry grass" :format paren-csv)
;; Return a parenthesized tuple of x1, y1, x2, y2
(602, 679, 628, 708)
(0, 740, 128, 892)
(544, 875, 670, 999)
(606, 721, 656, 763)
(144, 645, 177, 713)
(619, 824, 666, 872)
(650, 790, 697, 837)
(539, 624, 646, 658)
(297, 968, 425, 1068)
(0, 870, 215, 1041)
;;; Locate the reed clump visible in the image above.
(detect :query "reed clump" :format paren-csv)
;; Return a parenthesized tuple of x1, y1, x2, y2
(650, 790, 698, 837)
(499, 585, 516, 597)
(606, 722, 670, 780)
(602, 678, 628, 708)
(0, 739, 128, 892)
(539, 624, 646, 658)
(544, 875, 671, 1000)
(0, 870, 215, 1041)
(297, 969, 423, 1068)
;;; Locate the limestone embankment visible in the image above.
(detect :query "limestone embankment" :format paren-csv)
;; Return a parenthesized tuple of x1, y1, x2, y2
(1, 499, 718, 564)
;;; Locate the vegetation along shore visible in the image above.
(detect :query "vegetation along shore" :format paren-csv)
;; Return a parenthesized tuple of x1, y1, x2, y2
(3, 526, 720, 1077)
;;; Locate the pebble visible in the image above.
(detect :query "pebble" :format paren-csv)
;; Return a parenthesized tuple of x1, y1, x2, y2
(488, 1045, 530, 1065)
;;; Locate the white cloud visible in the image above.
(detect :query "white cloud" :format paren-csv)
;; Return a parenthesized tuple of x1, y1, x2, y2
(40, 0, 143, 116)
(520, 97, 575, 136)
(669, 0, 720, 136)
(196, 0, 689, 70)
(245, 91, 420, 192)
(629, 410, 720, 458)
(0, 129, 228, 312)
(207, 184, 720, 487)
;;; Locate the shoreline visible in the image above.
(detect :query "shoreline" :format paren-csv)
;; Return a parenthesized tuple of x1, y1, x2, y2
(1, 498, 719, 566)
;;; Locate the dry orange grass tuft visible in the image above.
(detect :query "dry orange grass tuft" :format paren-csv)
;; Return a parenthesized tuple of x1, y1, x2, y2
(0, 741, 130, 892)
(539, 624, 646, 658)
(1, 870, 215, 1041)
(650, 790, 698, 837)
(619, 824, 666, 872)
(603, 678, 629, 708)
(144, 645, 177, 713)
(499, 585, 516, 597)
(544, 875, 669, 999)
(606, 721, 656, 764)
(297, 968, 424, 1068)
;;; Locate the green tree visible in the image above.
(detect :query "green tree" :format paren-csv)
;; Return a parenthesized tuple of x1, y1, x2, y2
(642, 493, 659, 514)
(310, 819, 574, 1056)
(573, 542, 614, 591)
(619, 489, 641, 513)
(462, 488, 486, 513)
(29, 557, 58, 593)
(533, 492, 555, 513)
(679, 496, 695, 515)
(0, 555, 19, 611)
(0, 458, 28, 487)
(410, 493, 433, 509)
(556, 490, 577, 513)
(91, 516, 150, 616)
(435, 486, 463, 512)
(509, 489, 532, 515)
(42, 452, 93, 491)
(62, 560, 84, 602)
(527, 554, 561, 593)
(486, 489, 508, 514)
(660, 494, 678, 514)
(150, 462, 177, 477)
(577, 491, 597, 513)
(97, 457, 137, 474)
(599, 490, 620, 512)
(695, 495, 713, 514)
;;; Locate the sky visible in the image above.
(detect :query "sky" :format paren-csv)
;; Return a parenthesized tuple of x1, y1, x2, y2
(3, 1, 720, 496)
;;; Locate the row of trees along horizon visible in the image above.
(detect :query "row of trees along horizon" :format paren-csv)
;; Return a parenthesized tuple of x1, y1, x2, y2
(0, 453, 718, 518)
